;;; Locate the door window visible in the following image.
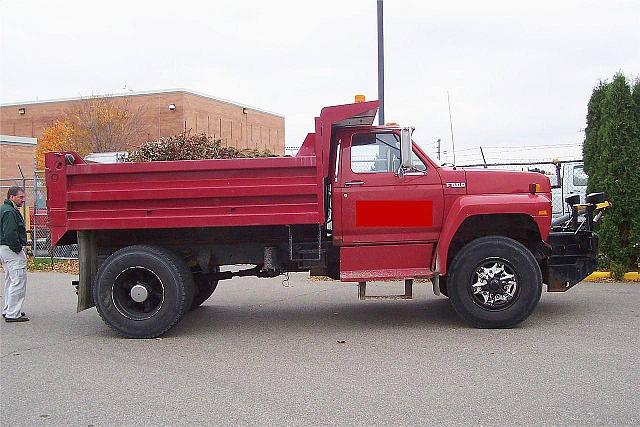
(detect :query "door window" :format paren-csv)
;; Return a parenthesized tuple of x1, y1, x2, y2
(573, 165, 588, 186)
(350, 133, 400, 174)
(349, 133, 427, 174)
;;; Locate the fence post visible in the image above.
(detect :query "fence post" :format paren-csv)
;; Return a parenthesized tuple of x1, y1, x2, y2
(17, 164, 26, 220)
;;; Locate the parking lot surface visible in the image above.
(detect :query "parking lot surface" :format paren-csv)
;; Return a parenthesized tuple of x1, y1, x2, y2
(1, 272, 639, 426)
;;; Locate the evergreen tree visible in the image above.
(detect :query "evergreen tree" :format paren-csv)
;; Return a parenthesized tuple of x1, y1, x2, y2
(632, 79, 640, 126)
(630, 79, 640, 270)
(583, 81, 607, 194)
(584, 74, 640, 277)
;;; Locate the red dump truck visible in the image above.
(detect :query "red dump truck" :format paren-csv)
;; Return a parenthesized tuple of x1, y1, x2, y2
(45, 100, 608, 338)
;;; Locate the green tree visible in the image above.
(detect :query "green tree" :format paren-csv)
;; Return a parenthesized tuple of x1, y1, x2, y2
(632, 79, 640, 127)
(583, 81, 607, 193)
(583, 74, 640, 278)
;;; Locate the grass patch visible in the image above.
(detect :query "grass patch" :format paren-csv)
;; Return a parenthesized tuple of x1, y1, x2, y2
(28, 257, 54, 271)
(0, 257, 81, 274)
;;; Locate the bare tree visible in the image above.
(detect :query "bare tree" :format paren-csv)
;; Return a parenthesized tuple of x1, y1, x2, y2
(67, 95, 148, 152)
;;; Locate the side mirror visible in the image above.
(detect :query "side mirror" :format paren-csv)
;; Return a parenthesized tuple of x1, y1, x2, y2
(400, 127, 414, 169)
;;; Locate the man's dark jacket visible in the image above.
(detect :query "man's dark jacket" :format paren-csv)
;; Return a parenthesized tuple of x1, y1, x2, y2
(0, 199, 27, 253)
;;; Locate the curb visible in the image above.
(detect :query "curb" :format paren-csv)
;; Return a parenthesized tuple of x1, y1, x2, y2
(585, 271, 640, 281)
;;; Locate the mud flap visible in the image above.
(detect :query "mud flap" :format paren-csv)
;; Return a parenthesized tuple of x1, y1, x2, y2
(77, 231, 96, 312)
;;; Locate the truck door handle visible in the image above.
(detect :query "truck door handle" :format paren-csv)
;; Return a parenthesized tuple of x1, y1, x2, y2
(345, 180, 365, 186)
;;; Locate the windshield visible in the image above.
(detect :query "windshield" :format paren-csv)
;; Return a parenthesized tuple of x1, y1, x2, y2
(411, 139, 444, 167)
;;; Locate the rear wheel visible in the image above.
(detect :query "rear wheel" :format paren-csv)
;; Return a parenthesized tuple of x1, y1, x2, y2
(93, 245, 195, 338)
(447, 236, 542, 328)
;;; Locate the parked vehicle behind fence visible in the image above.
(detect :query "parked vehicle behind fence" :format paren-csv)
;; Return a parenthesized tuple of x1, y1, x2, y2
(551, 161, 588, 218)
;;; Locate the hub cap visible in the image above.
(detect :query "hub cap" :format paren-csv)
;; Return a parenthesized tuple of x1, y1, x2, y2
(112, 267, 164, 320)
(130, 284, 149, 303)
(471, 259, 519, 310)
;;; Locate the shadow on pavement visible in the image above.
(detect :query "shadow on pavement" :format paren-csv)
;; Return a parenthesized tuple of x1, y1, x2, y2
(88, 294, 590, 339)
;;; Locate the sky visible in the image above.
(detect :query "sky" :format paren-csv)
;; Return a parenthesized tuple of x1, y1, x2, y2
(1, 0, 639, 165)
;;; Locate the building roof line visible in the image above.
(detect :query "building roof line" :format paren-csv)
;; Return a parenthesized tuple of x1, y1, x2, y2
(0, 88, 284, 118)
(0, 135, 37, 145)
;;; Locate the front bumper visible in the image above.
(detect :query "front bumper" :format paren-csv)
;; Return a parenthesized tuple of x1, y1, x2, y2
(544, 230, 598, 292)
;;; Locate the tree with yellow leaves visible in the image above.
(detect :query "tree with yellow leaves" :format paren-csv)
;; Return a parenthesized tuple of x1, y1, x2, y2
(36, 96, 147, 168)
(36, 119, 78, 168)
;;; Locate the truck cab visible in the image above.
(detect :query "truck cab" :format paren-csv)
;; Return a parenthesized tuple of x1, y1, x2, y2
(322, 120, 552, 286)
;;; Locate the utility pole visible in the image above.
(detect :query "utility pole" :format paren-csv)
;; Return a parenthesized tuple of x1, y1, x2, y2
(377, 0, 385, 125)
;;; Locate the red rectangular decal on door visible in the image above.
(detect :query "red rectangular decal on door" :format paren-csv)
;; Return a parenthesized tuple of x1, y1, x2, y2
(356, 200, 433, 227)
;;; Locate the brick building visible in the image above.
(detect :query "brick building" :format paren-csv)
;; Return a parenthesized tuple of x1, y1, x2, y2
(1, 135, 36, 178)
(0, 135, 37, 207)
(0, 89, 285, 153)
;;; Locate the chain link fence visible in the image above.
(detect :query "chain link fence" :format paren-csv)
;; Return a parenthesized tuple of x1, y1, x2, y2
(0, 173, 30, 230)
(284, 146, 300, 156)
(32, 171, 79, 259)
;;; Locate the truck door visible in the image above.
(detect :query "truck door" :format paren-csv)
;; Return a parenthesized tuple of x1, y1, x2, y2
(566, 163, 588, 203)
(335, 129, 444, 245)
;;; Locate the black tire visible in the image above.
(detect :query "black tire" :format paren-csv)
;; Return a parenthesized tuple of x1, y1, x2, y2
(93, 245, 195, 338)
(190, 270, 219, 310)
(447, 236, 542, 328)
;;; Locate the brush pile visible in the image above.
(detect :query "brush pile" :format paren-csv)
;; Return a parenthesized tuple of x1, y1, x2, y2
(127, 132, 274, 162)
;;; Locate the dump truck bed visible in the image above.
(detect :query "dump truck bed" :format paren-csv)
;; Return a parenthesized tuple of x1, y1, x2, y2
(45, 153, 323, 246)
(45, 100, 381, 246)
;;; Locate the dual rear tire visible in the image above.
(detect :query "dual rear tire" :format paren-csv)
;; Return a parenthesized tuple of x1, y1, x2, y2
(93, 245, 204, 338)
(191, 271, 219, 309)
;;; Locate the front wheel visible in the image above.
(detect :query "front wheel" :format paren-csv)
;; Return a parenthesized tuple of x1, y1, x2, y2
(447, 236, 542, 328)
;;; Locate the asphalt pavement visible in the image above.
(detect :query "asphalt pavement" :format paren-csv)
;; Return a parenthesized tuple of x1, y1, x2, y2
(1, 272, 639, 426)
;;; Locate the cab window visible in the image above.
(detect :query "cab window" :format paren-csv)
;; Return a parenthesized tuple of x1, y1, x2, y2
(573, 165, 588, 186)
(350, 132, 428, 174)
(350, 133, 400, 174)
(411, 152, 427, 172)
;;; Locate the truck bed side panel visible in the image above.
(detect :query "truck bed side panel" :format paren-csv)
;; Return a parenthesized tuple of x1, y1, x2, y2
(46, 153, 323, 246)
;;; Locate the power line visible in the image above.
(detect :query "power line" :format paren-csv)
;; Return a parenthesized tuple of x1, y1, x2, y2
(455, 142, 583, 153)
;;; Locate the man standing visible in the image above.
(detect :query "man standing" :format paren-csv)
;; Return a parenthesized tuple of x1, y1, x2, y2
(1, 186, 29, 322)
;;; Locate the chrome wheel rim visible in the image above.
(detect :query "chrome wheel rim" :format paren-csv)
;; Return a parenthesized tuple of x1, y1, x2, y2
(470, 258, 519, 310)
(112, 266, 165, 320)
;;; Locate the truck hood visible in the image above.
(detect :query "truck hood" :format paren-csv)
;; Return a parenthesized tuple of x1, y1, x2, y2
(461, 168, 551, 195)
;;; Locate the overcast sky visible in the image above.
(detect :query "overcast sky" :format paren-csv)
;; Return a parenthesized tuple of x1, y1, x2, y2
(1, 0, 638, 164)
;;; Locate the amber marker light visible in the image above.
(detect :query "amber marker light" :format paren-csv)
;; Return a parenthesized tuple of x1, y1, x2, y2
(529, 183, 541, 194)
(537, 210, 549, 216)
(355, 94, 366, 103)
